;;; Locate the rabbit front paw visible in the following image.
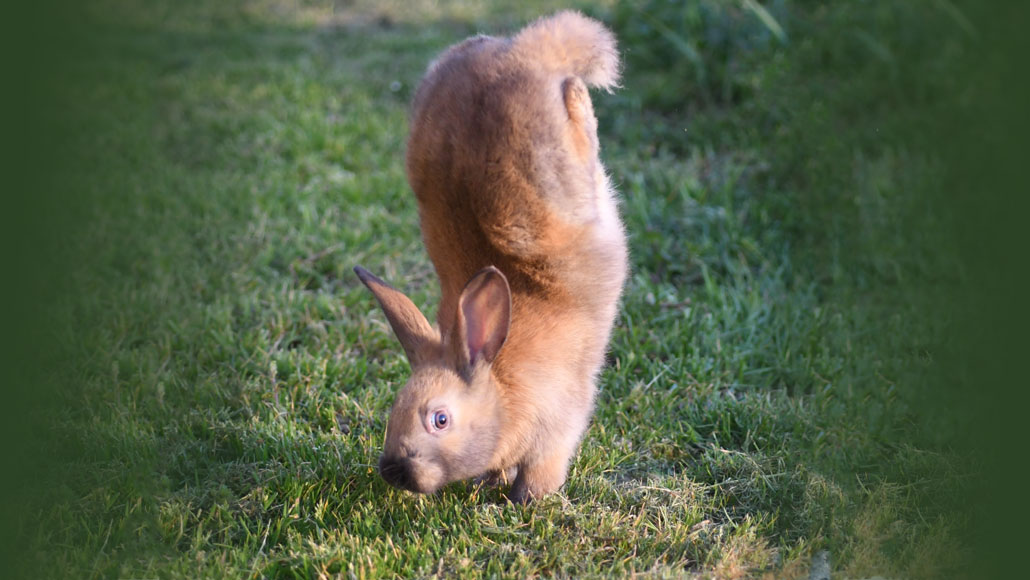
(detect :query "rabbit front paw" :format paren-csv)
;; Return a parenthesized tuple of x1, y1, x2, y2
(508, 453, 571, 504)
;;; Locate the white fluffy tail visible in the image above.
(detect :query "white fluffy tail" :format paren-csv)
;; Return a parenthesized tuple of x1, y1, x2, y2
(512, 11, 620, 91)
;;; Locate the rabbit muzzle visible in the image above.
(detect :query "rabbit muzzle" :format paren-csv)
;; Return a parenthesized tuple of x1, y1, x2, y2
(378, 454, 417, 492)
(378, 450, 445, 494)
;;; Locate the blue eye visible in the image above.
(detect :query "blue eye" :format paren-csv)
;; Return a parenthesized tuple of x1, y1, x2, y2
(432, 410, 449, 430)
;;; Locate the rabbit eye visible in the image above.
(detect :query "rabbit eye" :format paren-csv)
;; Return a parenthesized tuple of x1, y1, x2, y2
(431, 410, 449, 431)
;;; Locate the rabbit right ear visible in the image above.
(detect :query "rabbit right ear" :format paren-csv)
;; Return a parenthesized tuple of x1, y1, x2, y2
(354, 266, 437, 368)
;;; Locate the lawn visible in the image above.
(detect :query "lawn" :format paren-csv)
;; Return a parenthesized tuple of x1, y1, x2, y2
(9, 0, 999, 578)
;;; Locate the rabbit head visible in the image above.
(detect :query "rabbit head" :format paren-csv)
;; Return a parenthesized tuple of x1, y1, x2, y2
(354, 265, 511, 494)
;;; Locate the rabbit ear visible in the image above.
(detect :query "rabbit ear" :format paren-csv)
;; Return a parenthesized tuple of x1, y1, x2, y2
(354, 266, 437, 368)
(455, 266, 511, 370)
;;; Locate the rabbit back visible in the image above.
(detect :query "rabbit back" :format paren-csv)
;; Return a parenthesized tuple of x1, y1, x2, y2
(407, 11, 627, 340)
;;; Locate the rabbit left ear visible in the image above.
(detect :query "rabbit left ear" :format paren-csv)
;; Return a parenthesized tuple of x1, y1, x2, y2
(454, 266, 511, 370)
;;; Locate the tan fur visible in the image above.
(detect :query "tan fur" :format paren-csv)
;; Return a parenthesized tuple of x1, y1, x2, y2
(355, 11, 628, 503)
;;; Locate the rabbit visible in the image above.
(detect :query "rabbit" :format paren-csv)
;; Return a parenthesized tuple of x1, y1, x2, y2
(354, 10, 628, 503)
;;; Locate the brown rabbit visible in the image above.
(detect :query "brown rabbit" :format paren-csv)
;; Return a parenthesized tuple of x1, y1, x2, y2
(354, 11, 628, 503)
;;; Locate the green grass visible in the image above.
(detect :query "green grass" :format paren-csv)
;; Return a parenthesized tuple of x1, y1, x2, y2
(17, 1, 978, 578)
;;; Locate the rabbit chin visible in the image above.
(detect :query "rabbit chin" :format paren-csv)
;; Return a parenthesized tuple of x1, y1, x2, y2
(411, 463, 447, 494)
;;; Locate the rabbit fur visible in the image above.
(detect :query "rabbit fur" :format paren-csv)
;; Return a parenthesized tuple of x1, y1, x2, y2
(355, 11, 628, 503)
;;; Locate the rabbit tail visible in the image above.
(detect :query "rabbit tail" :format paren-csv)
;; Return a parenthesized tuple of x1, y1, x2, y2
(511, 10, 620, 91)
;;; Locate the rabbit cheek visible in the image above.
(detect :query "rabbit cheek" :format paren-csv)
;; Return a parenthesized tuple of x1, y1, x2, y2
(431, 427, 492, 482)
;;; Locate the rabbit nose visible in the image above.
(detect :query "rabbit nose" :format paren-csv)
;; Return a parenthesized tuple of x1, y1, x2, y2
(378, 454, 417, 492)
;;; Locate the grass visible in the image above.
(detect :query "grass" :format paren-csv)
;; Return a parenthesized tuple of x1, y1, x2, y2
(15, 0, 980, 578)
